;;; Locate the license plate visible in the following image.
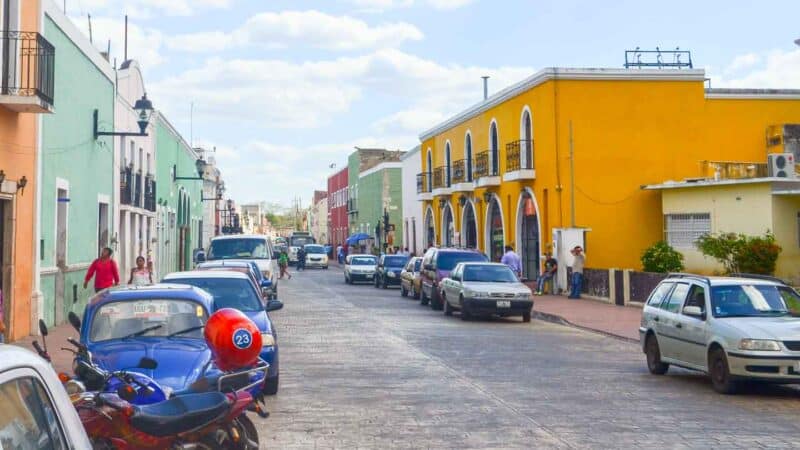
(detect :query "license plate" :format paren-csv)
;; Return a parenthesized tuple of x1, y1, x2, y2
(497, 300, 511, 308)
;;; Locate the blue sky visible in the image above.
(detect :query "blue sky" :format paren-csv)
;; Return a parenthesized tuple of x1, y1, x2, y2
(69, 0, 800, 206)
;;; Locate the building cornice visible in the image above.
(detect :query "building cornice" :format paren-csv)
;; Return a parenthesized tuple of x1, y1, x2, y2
(419, 67, 706, 141)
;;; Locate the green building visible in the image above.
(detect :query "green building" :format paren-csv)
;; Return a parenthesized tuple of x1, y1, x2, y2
(36, 9, 116, 327)
(154, 114, 204, 280)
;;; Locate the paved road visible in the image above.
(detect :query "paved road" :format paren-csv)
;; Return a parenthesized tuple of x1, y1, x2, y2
(255, 267, 800, 449)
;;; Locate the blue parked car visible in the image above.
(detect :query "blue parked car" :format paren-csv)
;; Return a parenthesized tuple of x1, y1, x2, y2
(72, 284, 252, 397)
(162, 270, 282, 395)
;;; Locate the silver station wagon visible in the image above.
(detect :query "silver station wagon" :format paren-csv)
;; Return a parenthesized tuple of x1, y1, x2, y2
(640, 273, 800, 394)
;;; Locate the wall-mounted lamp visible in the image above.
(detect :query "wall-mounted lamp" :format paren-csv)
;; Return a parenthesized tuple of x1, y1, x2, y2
(202, 183, 225, 202)
(0, 170, 5, 184)
(458, 195, 467, 207)
(17, 176, 27, 191)
(438, 198, 447, 209)
(94, 93, 154, 139)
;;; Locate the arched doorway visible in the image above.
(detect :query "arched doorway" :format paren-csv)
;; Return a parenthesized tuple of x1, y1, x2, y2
(462, 200, 477, 249)
(441, 203, 454, 247)
(516, 189, 540, 280)
(424, 206, 435, 248)
(486, 195, 504, 262)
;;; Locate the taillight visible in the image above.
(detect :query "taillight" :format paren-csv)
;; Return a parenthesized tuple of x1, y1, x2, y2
(58, 372, 71, 383)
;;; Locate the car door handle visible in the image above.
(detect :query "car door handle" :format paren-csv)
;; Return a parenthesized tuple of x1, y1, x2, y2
(675, 323, 682, 329)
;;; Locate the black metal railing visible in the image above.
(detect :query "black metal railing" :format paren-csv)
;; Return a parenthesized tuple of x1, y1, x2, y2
(474, 151, 498, 178)
(133, 172, 143, 208)
(417, 172, 430, 194)
(348, 199, 358, 214)
(432, 166, 445, 189)
(120, 167, 133, 205)
(452, 159, 467, 184)
(506, 139, 534, 171)
(144, 176, 156, 212)
(1, 31, 55, 106)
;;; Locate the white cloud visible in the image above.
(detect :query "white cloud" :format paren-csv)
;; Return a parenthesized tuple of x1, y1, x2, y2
(70, 15, 165, 68)
(715, 49, 800, 88)
(723, 52, 760, 75)
(167, 10, 423, 53)
(70, 0, 231, 18)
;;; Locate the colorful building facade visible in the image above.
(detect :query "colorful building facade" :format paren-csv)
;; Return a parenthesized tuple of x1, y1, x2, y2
(418, 67, 800, 285)
(327, 167, 348, 248)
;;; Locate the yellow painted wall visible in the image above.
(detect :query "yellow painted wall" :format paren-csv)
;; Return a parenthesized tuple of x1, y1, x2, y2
(771, 194, 800, 283)
(420, 74, 800, 272)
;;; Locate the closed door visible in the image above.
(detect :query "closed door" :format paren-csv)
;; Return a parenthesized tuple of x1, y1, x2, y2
(522, 213, 539, 279)
(673, 284, 708, 368)
(657, 283, 690, 361)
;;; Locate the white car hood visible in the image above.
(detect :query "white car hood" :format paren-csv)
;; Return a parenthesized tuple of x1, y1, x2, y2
(721, 316, 800, 340)
(462, 281, 530, 294)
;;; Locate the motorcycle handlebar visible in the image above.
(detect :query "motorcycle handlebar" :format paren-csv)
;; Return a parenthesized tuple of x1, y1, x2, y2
(32, 341, 50, 361)
(67, 337, 87, 352)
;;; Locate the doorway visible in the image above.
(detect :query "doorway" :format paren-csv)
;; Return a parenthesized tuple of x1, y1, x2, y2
(520, 195, 540, 279)
(97, 202, 109, 254)
(442, 205, 454, 247)
(487, 197, 504, 262)
(463, 202, 477, 249)
(0, 199, 11, 335)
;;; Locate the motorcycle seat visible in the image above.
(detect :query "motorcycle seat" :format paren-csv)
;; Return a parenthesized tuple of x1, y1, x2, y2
(130, 392, 231, 437)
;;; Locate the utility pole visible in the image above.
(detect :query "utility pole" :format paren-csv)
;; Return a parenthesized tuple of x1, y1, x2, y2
(569, 120, 576, 228)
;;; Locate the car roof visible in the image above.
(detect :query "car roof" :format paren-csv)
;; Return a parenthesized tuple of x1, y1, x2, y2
(163, 270, 251, 280)
(0, 344, 56, 373)
(88, 283, 214, 309)
(432, 247, 484, 254)
(459, 262, 507, 267)
(664, 274, 785, 287)
(348, 254, 376, 258)
(210, 234, 268, 242)
(197, 260, 254, 268)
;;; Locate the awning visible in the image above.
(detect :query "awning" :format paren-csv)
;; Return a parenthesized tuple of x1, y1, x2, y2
(346, 233, 371, 245)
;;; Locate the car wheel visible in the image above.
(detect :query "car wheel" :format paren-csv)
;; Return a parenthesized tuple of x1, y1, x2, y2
(460, 298, 471, 321)
(430, 289, 443, 311)
(709, 348, 738, 394)
(420, 287, 429, 306)
(323, 266, 328, 270)
(522, 311, 531, 323)
(401, 284, 408, 297)
(443, 293, 453, 316)
(645, 335, 669, 375)
(263, 374, 279, 395)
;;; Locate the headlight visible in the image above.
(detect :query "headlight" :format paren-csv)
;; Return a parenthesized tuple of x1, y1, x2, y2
(261, 333, 275, 347)
(739, 339, 781, 351)
(64, 380, 86, 395)
(387, 272, 396, 278)
(516, 292, 531, 299)
(465, 290, 487, 299)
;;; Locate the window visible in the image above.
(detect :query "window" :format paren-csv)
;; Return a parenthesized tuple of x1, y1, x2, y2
(445, 142, 451, 187)
(490, 122, 499, 175)
(465, 133, 473, 181)
(0, 376, 67, 449)
(685, 284, 707, 312)
(647, 282, 674, 307)
(663, 283, 689, 313)
(664, 213, 710, 248)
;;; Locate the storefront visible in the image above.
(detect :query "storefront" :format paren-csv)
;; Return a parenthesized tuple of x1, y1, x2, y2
(462, 201, 477, 249)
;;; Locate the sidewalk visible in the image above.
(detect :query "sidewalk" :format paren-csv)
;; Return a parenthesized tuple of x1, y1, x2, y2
(13, 322, 78, 373)
(531, 294, 641, 342)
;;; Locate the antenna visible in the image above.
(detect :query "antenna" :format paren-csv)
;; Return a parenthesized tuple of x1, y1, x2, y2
(124, 15, 128, 61)
(88, 14, 93, 43)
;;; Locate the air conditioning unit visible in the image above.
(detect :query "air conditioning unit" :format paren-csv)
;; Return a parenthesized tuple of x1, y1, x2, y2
(768, 153, 796, 178)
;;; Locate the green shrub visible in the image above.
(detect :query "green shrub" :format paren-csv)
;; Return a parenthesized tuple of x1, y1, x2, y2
(641, 241, 684, 273)
(695, 231, 781, 275)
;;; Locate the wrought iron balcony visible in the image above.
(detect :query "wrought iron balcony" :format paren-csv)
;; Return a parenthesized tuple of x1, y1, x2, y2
(133, 172, 143, 208)
(432, 166, 446, 189)
(506, 139, 534, 171)
(120, 166, 133, 206)
(474, 151, 497, 178)
(417, 172, 431, 194)
(452, 160, 467, 184)
(144, 176, 156, 212)
(0, 31, 55, 112)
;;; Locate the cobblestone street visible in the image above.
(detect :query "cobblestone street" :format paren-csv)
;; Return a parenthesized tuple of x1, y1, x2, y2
(256, 268, 800, 448)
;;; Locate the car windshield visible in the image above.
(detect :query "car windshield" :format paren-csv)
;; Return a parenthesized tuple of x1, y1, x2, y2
(208, 238, 269, 260)
(351, 257, 376, 266)
(166, 278, 263, 312)
(384, 256, 408, 267)
(89, 299, 207, 342)
(711, 285, 800, 317)
(305, 245, 325, 254)
(414, 259, 422, 271)
(463, 265, 518, 282)
(290, 236, 314, 247)
(437, 252, 488, 271)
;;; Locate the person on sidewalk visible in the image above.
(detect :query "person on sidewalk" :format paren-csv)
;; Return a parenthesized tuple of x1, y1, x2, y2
(337, 244, 344, 264)
(278, 250, 292, 280)
(296, 246, 306, 271)
(84, 247, 120, 293)
(568, 246, 585, 299)
(128, 256, 154, 286)
(500, 245, 522, 279)
(536, 252, 558, 295)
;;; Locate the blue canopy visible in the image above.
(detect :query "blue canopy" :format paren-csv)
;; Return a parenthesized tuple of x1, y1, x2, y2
(346, 233, 371, 245)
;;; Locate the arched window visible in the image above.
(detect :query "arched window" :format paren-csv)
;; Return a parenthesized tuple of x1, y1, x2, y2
(426, 149, 432, 191)
(465, 132, 473, 182)
(490, 121, 499, 175)
(445, 142, 451, 187)
(521, 108, 532, 169)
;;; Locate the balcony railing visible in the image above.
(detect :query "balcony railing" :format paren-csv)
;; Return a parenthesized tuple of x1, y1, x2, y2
(120, 167, 133, 206)
(474, 151, 498, 178)
(506, 139, 534, 171)
(452, 159, 468, 184)
(144, 176, 156, 212)
(133, 172, 143, 208)
(1, 31, 55, 108)
(417, 172, 430, 194)
(432, 166, 445, 189)
(347, 199, 358, 214)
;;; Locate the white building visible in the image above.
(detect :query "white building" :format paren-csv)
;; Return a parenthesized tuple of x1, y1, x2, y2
(401, 146, 424, 255)
(240, 203, 265, 235)
(309, 197, 328, 244)
(195, 147, 224, 248)
(113, 60, 156, 279)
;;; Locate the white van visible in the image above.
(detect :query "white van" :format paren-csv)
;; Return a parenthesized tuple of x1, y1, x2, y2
(203, 234, 279, 299)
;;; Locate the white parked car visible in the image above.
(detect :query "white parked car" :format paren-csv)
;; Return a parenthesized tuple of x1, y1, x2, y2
(640, 273, 800, 394)
(0, 345, 92, 448)
(304, 244, 329, 269)
(344, 254, 378, 284)
(440, 262, 533, 322)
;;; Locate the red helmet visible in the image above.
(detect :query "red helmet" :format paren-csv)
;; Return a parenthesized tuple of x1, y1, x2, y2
(204, 308, 262, 371)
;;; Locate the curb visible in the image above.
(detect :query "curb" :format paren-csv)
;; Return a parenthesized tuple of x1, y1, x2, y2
(531, 310, 638, 344)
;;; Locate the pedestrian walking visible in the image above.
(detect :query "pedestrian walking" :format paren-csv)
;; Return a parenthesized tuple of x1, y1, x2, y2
(568, 246, 585, 299)
(536, 252, 558, 295)
(84, 247, 120, 293)
(297, 246, 306, 271)
(337, 244, 344, 264)
(278, 250, 292, 280)
(500, 245, 522, 278)
(128, 256, 154, 286)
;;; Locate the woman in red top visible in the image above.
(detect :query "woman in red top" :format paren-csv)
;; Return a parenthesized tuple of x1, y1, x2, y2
(84, 247, 120, 293)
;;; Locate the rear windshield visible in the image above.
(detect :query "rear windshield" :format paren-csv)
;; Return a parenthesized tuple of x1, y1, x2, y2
(166, 278, 263, 312)
(464, 265, 517, 282)
(436, 252, 488, 271)
(305, 245, 325, 254)
(350, 257, 377, 266)
(384, 256, 408, 267)
(290, 236, 314, 247)
(208, 238, 269, 260)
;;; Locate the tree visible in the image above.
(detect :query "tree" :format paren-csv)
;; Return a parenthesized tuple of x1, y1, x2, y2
(641, 241, 684, 273)
(695, 231, 781, 275)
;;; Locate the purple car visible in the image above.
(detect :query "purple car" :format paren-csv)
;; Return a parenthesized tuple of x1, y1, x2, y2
(420, 248, 488, 310)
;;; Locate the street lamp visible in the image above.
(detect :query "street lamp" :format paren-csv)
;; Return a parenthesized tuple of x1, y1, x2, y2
(94, 93, 154, 139)
(173, 158, 207, 182)
(202, 182, 225, 202)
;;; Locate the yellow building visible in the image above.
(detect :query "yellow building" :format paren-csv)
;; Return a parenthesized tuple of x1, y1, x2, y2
(417, 67, 800, 286)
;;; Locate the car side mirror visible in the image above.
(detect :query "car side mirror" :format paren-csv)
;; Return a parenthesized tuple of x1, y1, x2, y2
(266, 300, 284, 312)
(683, 305, 705, 319)
(38, 319, 49, 337)
(261, 279, 273, 288)
(195, 251, 206, 263)
(68, 311, 82, 332)
(138, 357, 158, 370)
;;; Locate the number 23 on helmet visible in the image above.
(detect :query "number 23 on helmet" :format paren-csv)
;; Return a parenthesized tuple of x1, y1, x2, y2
(204, 308, 263, 371)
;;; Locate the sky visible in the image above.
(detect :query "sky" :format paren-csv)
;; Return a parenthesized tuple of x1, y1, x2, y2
(67, 0, 800, 207)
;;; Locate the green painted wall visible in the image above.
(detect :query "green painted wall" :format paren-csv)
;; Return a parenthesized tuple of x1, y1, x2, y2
(347, 152, 360, 235)
(155, 116, 203, 279)
(356, 167, 403, 250)
(39, 15, 115, 326)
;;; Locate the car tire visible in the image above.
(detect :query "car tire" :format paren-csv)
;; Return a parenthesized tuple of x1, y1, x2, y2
(430, 289, 443, 311)
(709, 348, 738, 394)
(323, 266, 328, 270)
(263, 374, 279, 395)
(443, 294, 453, 316)
(645, 335, 669, 375)
(460, 299, 471, 321)
(420, 287, 429, 306)
(522, 311, 531, 323)
(401, 285, 408, 297)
